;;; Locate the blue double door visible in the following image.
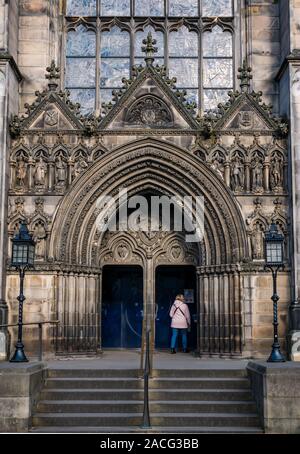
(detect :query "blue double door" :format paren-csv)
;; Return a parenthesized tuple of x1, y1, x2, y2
(101, 265, 197, 350)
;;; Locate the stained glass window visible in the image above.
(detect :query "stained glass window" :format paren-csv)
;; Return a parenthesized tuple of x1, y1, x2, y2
(203, 26, 233, 111)
(65, 0, 236, 114)
(65, 25, 96, 114)
(66, 0, 96, 16)
(100, 26, 130, 104)
(202, 0, 232, 17)
(169, 0, 198, 17)
(101, 0, 130, 16)
(169, 26, 198, 106)
(135, 0, 164, 16)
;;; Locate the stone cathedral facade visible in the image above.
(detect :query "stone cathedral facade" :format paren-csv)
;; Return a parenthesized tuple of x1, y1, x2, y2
(0, 0, 300, 361)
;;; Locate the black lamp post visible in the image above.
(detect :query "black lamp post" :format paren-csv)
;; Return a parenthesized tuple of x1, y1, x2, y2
(264, 222, 285, 362)
(10, 221, 35, 363)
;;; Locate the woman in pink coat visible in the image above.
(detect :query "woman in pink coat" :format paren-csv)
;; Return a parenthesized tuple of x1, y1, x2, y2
(169, 294, 191, 354)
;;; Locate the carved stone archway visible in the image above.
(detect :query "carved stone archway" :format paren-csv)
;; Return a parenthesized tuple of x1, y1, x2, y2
(49, 138, 249, 356)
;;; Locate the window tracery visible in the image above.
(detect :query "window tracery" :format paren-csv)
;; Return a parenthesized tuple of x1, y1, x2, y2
(64, 0, 235, 115)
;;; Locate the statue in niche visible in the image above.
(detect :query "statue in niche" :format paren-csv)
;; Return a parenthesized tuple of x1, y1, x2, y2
(251, 223, 264, 260)
(271, 157, 282, 189)
(16, 158, 27, 188)
(34, 157, 47, 187)
(211, 158, 224, 179)
(33, 221, 47, 260)
(73, 158, 88, 179)
(231, 158, 244, 190)
(55, 156, 67, 187)
(252, 158, 263, 190)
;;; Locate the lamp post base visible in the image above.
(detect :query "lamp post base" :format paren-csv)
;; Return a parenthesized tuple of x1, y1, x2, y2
(10, 343, 28, 363)
(267, 345, 286, 363)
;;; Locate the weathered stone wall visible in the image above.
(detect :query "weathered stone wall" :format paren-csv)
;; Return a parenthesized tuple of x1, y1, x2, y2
(247, 361, 300, 433)
(6, 273, 57, 358)
(247, 0, 281, 114)
(18, 0, 59, 113)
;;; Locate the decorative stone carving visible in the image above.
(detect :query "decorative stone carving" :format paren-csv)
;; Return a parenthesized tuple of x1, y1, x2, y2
(73, 158, 88, 179)
(252, 158, 263, 192)
(34, 157, 47, 188)
(55, 156, 67, 188)
(44, 107, 59, 127)
(125, 95, 173, 127)
(271, 156, 283, 190)
(33, 220, 47, 261)
(16, 158, 27, 189)
(231, 157, 244, 191)
(251, 222, 264, 260)
(238, 111, 254, 129)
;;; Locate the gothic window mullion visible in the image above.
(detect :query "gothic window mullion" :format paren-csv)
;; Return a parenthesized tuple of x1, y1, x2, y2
(96, 17, 101, 114)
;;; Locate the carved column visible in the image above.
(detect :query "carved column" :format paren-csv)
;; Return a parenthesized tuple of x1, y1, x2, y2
(244, 159, 251, 192)
(224, 161, 231, 187)
(263, 160, 270, 192)
(10, 160, 16, 190)
(28, 157, 35, 191)
(48, 160, 55, 191)
(68, 158, 74, 186)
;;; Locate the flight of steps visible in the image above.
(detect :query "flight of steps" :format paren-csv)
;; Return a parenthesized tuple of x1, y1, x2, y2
(31, 367, 263, 433)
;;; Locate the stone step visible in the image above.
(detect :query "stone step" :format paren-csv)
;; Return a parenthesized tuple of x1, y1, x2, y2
(30, 425, 264, 434)
(39, 388, 253, 401)
(36, 400, 257, 414)
(47, 369, 139, 379)
(44, 377, 250, 390)
(32, 412, 261, 428)
(47, 368, 246, 379)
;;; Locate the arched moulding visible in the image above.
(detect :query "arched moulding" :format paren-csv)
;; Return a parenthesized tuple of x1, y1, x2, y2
(48, 138, 249, 267)
(66, 18, 97, 33)
(202, 17, 234, 33)
(134, 18, 165, 33)
(100, 18, 132, 33)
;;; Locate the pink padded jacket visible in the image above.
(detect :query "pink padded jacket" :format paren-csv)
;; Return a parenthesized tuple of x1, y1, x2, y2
(169, 299, 191, 329)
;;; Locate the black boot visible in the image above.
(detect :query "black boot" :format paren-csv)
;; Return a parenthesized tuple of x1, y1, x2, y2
(183, 348, 189, 353)
(171, 348, 176, 354)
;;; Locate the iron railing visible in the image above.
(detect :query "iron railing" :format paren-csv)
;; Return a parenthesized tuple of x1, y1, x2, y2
(0, 320, 60, 361)
(141, 328, 152, 429)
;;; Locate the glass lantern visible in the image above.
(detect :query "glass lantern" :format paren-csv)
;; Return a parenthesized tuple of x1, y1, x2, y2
(264, 222, 284, 266)
(11, 221, 35, 268)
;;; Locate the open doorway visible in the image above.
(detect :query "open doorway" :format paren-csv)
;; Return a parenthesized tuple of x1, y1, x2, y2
(155, 265, 197, 351)
(101, 265, 143, 348)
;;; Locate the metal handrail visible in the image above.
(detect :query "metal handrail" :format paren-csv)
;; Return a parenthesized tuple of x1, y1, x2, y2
(0, 320, 60, 362)
(141, 328, 151, 429)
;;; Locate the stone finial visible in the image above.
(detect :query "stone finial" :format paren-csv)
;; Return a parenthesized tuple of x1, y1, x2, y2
(45, 60, 60, 91)
(237, 59, 252, 93)
(142, 32, 158, 66)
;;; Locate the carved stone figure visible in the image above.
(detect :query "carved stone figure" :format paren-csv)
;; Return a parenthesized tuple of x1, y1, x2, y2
(271, 157, 282, 188)
(16, 158, 27, 188)
(33, 221, 47, 260)
(55, 156, 67, 186)
(231, 158, 244, 190)
(251, 223, 264, 260)
(34, 157, 47, 187)
(252, 158, 263, 190)
(73, 158, 88, 179)
(211, 158, 224, 179)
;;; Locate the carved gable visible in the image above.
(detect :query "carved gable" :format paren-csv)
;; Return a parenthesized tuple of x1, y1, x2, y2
(225, 101, 271, 131)
(102, 72, 195, 131)
(29, 102, 78, 131)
